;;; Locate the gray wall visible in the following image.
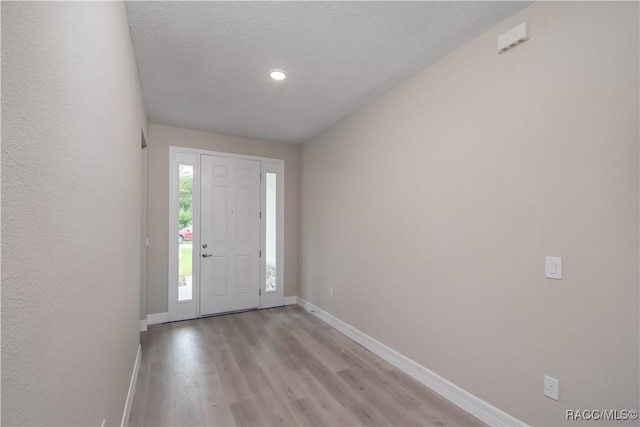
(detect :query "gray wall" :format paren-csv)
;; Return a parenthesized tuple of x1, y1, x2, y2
(1, 2, 148, 425)
(145, 124, 299, 316)
(141, 146, 149, 320)
(299, 2, 639, 426)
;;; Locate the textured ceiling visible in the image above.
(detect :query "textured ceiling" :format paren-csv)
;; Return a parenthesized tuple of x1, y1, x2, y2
(126, 1, 530, 144)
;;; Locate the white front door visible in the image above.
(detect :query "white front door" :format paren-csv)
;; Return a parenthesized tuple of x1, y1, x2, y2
(200, 155, 261, 315)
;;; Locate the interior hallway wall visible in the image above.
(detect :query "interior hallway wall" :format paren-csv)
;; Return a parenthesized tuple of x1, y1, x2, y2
(141, 145, 148, 321)
(299, 2, 639, 426)
(2, 2, 148, 425)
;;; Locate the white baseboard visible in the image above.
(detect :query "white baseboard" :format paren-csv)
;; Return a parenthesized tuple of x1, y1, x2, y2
(139, 320, 147, 332)
(147, 312, 169, 325)
(296, 298, 527, 427)
(283, 296, 297, 305)
(121, 344, 141, 427)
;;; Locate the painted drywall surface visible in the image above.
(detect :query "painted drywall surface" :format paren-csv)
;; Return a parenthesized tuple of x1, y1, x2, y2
(146, 124, 299, 315)
(300, 2, 639, 426)
(2, 2, 148, 426)
(141, 147, 149, 321)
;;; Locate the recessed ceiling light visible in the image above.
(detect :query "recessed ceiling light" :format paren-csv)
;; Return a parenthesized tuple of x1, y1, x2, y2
(269, 70, 286, 81)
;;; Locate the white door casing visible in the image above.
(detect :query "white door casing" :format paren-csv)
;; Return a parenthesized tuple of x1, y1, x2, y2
(200, 155, 260, 315)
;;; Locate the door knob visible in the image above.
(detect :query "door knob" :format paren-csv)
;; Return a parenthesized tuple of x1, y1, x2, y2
(202, 253, 212, 258)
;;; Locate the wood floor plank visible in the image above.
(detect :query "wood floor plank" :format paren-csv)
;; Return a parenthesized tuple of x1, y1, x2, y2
(254, 340, 307, 403)
(196, 369, 236, 422)
(288, 398, 331, 426)
(140, 351, 175, 426)
(289, 368, 366, 427)
(129, 307, 487, 427)
(303, 326, 380, 373)
(321, 327, 396, 373)
(345, 402, 391, 427)
(305, 355, 364, 408)
(216, 367, 254, 404)
(337, 368, 429, 426)
(347, 359, 423, 411)
(201, 403, 236, 427)
(384, 369, 486, 427)
(230, 399, 262, 427)
(289, 328, 350, 372)
(243, 371, 297, 427)
(259, 323, 307, 372)
(225, 319, 298, 426)
(209, 340, 241, 373)
(291, 368, 344, 415)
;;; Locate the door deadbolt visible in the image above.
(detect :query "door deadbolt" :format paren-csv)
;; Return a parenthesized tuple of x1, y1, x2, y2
(202, 243, 208, 249)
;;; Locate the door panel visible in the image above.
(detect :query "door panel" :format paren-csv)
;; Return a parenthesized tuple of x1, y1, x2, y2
(212, 256, 227, 297)
(236, 187, 251, 242)
(213, 186, 228, 243)
(200, 155, 260, 315)
(236, 255, 251, 294)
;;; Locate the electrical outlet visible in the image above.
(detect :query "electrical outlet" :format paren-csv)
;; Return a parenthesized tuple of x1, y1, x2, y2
(544, 375, 559, 400)
(329, 288, 334, 298)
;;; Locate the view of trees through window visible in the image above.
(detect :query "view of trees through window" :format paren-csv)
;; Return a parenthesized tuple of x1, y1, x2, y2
(179, 165, 193, 229)
(178, 164, 193, 301)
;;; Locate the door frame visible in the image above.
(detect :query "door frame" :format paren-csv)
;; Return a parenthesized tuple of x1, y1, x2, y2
(168, 146, 285, 321)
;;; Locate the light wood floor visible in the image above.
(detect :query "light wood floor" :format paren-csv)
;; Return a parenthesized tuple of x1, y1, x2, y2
(129, 306, 485, 427)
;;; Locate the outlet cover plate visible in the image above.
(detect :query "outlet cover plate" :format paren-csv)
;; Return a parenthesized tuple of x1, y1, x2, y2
(544, 375, 559, 400)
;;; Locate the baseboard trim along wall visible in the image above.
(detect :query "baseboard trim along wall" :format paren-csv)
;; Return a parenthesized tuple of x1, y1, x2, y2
(261, 296, 296, 309)
(146, 312, 169, 325)
(283, 296, 297, 305)
(121, 344, 142, 427)
(296, 298, 527, 427)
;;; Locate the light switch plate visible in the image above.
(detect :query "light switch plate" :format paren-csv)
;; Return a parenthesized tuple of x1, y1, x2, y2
(545, 256, 562, 279)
